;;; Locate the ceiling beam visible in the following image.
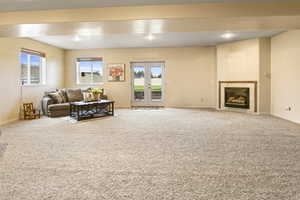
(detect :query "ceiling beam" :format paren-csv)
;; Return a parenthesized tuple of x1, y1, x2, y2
(0, 16, 298, 38)
(0, 2, 300, 25)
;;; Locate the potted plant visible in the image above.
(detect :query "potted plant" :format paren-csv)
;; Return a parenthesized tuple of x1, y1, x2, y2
(91, 88, 103, 101)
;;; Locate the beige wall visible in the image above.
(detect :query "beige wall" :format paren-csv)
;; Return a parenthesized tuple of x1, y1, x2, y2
(271, 30, 300, 124)
(65, 47, 217, 108)
(217, 39, 260, 82)
(0, 38, 64, 125)
(216, 38, 271, 113)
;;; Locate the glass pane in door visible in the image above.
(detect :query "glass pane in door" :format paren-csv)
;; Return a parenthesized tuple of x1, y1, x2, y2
(133, 66, 145, 101)
(151, 66, 162, 101)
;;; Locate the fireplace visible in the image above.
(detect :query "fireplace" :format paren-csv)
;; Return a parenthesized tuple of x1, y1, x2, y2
(225, 87, 250, 109)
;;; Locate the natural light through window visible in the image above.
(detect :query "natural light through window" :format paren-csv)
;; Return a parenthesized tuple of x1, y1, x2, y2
(76, 58, 104, 85)
(20, 48, 46, 85)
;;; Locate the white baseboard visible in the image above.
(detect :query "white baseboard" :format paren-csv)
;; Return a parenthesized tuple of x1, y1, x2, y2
(0, 118, 19, 126)
(259, 112, 271, 116)
(270, 113, 300, 125)
(167, 106, 217, 109)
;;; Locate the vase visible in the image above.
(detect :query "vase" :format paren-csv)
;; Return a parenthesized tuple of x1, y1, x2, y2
(93, 93, 101, 101)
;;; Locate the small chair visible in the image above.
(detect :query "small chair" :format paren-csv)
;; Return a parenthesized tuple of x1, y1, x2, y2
(23, 103, 41, 120)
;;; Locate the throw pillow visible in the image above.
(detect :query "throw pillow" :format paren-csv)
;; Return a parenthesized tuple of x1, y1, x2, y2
(48, 92, 64, 104)
(83, 92, 94, 102)
(56, 89, 68, 103)
(66, 88, 83, 102)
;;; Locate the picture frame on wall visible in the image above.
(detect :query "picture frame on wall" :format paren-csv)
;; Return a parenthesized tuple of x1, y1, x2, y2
(107, 63, 125, 82)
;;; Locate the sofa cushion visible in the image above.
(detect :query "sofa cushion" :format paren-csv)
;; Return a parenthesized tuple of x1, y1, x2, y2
(48, 110, 69, 118)
(66, 88, 83, 102)
(48, 103, 70, 111)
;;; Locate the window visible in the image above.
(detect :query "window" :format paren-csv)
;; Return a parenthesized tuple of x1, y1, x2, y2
(20, 48, 46, 85)
(76, 58, 104, 84)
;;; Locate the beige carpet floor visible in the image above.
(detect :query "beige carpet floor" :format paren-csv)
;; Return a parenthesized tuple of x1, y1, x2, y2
(0, 108, 300, 200)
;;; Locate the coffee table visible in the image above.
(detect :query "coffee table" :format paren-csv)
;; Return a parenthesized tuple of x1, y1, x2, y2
(70, 100, 114, 121)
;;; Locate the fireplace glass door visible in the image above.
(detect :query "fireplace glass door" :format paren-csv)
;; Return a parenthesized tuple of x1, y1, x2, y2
(225, 87, 250, 109)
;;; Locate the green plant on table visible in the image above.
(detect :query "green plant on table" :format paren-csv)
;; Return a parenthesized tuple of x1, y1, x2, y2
(91, 88, 103, 95)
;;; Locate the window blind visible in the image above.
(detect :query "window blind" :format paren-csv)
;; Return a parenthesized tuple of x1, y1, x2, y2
(21, 48, 46, 57)
(77, 57, 103, 62)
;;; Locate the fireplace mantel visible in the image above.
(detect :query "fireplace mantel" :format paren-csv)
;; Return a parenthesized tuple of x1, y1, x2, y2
(218, 81, 258, 113)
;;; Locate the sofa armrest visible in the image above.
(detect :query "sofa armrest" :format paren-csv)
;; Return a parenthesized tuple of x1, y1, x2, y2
(41, 96, 54, 116)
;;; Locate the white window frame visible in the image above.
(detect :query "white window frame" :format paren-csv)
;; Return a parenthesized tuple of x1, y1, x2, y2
(20, 50, 46, 86)
(76, 58, 104, 85)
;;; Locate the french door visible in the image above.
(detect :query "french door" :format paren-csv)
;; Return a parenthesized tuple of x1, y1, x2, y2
(131, 62, 164, 107)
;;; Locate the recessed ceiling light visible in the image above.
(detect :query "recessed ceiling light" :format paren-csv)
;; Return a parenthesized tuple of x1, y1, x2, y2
(146, 34, 155, 40)
(74, 36, 80, 42)
(221, 32, 236, 39)
(77, 28, 102, 37)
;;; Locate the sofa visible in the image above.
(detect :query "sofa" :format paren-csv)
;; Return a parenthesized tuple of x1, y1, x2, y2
(41, 88, 107, 117)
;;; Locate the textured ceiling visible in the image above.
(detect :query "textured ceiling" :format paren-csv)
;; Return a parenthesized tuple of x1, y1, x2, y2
(0, 0, 286, 12)
(32, 30, 282, 50)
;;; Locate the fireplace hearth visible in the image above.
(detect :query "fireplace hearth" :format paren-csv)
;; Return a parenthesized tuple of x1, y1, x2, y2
(225, 87, 250, 109)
